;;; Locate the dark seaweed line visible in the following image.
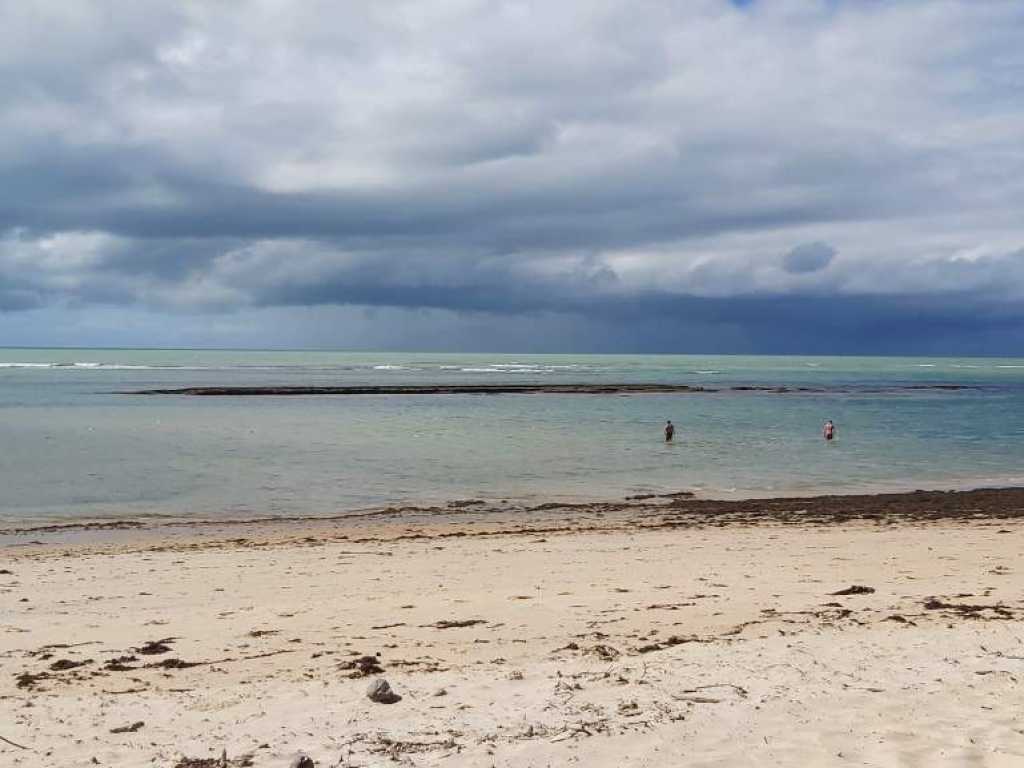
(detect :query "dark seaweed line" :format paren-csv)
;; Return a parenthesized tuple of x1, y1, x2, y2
(121, 383, 983, 396)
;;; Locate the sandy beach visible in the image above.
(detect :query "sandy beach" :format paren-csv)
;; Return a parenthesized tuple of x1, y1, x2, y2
(3, 488, 1024, 767)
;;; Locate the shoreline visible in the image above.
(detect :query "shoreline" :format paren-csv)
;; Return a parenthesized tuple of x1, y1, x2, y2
(4, 485, 1024, 551)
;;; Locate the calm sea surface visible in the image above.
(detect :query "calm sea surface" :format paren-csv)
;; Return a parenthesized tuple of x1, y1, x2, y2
(3, 349, 1024, 524)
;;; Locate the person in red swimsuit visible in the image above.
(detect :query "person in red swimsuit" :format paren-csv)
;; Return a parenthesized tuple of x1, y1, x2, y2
(823, 420, 835, 441)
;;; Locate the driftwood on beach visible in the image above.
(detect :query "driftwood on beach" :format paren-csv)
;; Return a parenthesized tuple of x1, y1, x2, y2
(125, 383, 977, 396)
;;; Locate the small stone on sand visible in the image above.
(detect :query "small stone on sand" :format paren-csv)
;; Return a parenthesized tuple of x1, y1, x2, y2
(366, 678, 401, 704)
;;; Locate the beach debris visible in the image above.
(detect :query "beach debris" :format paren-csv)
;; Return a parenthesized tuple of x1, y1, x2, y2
(288, 754, 315, 768)
(367, 734, 459, 758)
(0, 733, 30, 751)
(384, 656, 447, 673)
(628, 491, 696, 501)
(923, 598, 1013, 618)
(110, 721, 144, 734)
(15, 671, 49, 689)
(366, 678, 401, 704)
(635, 635, 707, 654)
(142, 647, 296, 673)
(831, 585, 875, 595)
(426, 619, 486, 629)
(884, 614, 915, 625)
(448, 499, 486, 508)
(340, 655, 383, 678)
(816, 607, 854, 623)
(172, 751, 253, 768)
(0, 569, 13, 575)
(136, 638, 175, 655)
(150, 657, 201, 669)
(618, 699, 641, 716)
(672, 683, 749, 705)
(49, 658, 92, 671)
(585, 644, 621, 661)
(553, 676, 583, 699)
(25, 641, 98, 657)
(104, 655, 139, 671)
(433, 687, 448, 697)
(548, 718, 610, 742)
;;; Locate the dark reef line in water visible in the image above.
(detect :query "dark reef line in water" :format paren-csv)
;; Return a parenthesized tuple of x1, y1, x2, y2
(124, 383, 980, 396)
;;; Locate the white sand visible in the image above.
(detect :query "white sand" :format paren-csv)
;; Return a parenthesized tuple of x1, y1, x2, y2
(2, 513, 1024, 767)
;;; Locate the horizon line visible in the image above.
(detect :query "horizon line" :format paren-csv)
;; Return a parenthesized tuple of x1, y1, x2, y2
(1, 345, 1023, 360)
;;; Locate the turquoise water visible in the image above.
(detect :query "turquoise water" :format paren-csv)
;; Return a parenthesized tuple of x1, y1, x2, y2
(3, 349, 1024, 524)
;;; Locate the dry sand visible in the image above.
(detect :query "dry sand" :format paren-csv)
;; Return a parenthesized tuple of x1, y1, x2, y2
(3, 489, 1024, 767)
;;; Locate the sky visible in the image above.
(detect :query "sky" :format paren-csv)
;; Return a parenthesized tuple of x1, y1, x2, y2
(1, 0, 1023, 354)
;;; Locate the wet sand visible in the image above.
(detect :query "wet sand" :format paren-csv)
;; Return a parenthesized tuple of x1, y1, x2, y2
(3, 488, 1024, 767)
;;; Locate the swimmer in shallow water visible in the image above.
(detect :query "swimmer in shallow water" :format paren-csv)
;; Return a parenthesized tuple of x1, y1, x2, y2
(665, 420, 675, 442)
(823, 419, 835, 441)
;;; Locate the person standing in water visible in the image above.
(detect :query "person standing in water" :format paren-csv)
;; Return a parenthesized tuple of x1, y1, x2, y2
(665, 420, 675, 442)
(823, 419, 835, 441)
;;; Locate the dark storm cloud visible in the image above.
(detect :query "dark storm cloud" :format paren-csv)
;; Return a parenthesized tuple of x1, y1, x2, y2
(783, 242, 836, 274)
(2, 0, 1024, 352)
(0, 287, 44, 312)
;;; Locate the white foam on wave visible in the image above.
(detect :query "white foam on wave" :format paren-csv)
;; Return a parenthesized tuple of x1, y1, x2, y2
(0, 362, 191, 370)
(916, 364, 937, 367)
(97, 364, 191, 370)
(996, 365, 1024, 368)
(460, 367, 550, 373)
(372, 365, 409, 370)
(694, 370, 720, 375)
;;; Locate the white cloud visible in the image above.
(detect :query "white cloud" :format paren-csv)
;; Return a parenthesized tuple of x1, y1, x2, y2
(1, 0, 1023, 350)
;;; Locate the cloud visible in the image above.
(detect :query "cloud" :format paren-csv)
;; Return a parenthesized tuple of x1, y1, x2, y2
(783, 242, 837, 274)
(1, 1, 1023, 352)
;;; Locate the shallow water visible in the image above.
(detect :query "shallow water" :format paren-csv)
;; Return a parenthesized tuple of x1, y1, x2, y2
(3, 349, 1024, 523)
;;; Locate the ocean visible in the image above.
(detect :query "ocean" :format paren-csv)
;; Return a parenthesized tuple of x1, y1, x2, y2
(3, 349, 1024, 525)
